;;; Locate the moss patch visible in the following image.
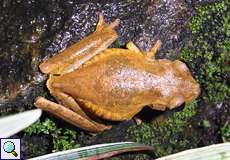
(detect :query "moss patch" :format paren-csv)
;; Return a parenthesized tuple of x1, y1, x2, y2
(24, 118, 80, 152)
(221, 121, 230, 142)
(126, 101, 198, 158)
(181, 0, 230, 103)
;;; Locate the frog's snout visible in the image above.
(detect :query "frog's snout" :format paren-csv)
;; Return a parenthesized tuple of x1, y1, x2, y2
(185, 80, 200, 102)
(173, 60, 200, 101)
(39, 62, 51, 74)
(192, 83, 200, 98)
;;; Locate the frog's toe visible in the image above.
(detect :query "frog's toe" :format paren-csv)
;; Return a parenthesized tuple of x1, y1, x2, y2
(108, 18, 120, 29)
(96, 13, 120, 31)
(96, 13, 106, 31)
(146, 40, 162, 59)
(134, 116, 142, 125)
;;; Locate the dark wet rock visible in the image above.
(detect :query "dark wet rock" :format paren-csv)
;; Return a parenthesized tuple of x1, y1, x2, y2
(78, 120, 135, 146)
(191, 101, 230, 146)
(186, 0, 221, 5)
(133, 0, 193, 58)
(0, 83, 45, 116)
(21, 134, 52, 159)
(0, 1, 223, 158)
(1, 0, 217, 111)
(10, 133, 52, 159)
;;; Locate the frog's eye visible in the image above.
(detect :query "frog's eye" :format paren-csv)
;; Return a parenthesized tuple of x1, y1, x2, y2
(174, 60, 188, 72)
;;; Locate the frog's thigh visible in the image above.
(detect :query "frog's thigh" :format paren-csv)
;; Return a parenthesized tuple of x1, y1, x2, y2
(34, 97, 111, 132)
(52, 90, 110, 129)
(51, 90, 90, 119)
(82, 100, 144, 121)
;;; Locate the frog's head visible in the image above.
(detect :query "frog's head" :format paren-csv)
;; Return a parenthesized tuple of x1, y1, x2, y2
(168, 60, 200, 108)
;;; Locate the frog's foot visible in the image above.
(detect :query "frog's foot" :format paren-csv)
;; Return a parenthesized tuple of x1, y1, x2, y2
(34, 97, 111, 132)
(146, 40, 162, 59)
(96, 13, 120, 31)
(108, 18, 120, 29)
(134, 116, 142, 125)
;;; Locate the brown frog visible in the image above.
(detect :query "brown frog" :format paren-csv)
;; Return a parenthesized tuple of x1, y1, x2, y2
(34, 15, 200, 132)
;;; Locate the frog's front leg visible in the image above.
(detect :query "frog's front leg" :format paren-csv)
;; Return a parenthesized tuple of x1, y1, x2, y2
(39, 14, 120, 75)
(34, 96, 111, 132)
(146, 40, 162, 59)
(126, 40, 161, 59)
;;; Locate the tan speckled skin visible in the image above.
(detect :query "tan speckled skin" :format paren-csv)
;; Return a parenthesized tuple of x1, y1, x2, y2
(34, 15, 200, 132)
(51, 49, 200, 120)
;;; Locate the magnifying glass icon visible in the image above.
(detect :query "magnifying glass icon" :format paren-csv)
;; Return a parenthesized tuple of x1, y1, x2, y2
(3, 141, 18, 157)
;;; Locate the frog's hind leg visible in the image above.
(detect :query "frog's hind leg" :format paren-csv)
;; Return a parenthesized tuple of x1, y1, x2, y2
(146, 40, 162, 59)
(51, 90, 110, 129)
(35, 75, 111, 132)
(34, 97, 111, 132)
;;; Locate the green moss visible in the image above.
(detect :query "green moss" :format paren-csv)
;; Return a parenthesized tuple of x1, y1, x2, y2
(126, 1, 230, 158)
(126, 101, 198, 158)
(114, 40, 122, 48)
(200, 120, 211, 128)
(221, 121, 230, 142)
(24, 118, 80, 152)
(190, 0, 228, 34)
(181, 0, 230, 103)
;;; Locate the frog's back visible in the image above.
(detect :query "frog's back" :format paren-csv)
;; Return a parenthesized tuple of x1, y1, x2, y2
(52, 49, 178, 120)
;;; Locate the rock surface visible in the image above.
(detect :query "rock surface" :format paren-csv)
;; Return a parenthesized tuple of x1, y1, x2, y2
(0, 0, 201, 111)
(0, 0, 225, 159)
